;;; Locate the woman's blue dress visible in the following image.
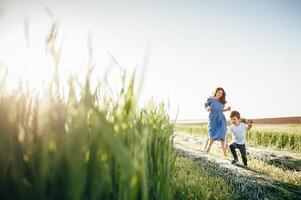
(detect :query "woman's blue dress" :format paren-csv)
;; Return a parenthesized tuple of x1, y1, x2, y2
(205, 98, 227, 141)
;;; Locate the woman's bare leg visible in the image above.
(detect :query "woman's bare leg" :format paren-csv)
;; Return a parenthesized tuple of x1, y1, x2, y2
(205, 140, 214, 153)
(221, 140, 227, 157)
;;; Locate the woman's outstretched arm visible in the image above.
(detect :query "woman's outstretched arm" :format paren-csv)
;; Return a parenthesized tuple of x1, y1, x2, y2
(222, 106, 231, 112)
(204, 99, 212, 112)
(206, 106, 212, 112)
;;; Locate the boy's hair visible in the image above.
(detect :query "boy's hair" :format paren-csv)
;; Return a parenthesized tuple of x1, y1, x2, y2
(230, 111, 240, 119)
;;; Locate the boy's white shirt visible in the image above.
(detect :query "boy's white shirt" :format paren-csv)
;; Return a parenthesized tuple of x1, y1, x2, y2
(227, 123, 248, 145)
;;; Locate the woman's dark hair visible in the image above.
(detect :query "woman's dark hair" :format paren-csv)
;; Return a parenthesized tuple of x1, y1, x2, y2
(230, 111, 241, 119)
(212, 87, 227, 105)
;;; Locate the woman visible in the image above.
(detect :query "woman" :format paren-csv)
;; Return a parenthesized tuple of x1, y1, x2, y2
(204, 87, 231, 156)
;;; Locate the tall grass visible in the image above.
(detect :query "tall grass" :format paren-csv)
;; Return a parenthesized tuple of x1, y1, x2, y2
(0, 69, 175, 200)
(0, 20, 176, 199)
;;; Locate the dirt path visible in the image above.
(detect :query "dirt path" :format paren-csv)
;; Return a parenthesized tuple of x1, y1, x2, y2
(174, 132, 301, 171)
(173, 132, 301, 200)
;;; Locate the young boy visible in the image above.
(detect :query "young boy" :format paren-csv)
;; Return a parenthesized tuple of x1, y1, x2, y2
(226, 111, 253, 167)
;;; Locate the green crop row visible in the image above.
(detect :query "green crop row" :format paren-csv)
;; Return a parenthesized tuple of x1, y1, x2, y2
(246, 130, 301, 151)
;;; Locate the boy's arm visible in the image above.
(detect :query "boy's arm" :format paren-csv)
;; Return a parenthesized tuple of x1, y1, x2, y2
(246, 120, 253, 131)
(225, 135, 230, 148)
(225, 133, 228, 146)
(225, 127, 232, 146)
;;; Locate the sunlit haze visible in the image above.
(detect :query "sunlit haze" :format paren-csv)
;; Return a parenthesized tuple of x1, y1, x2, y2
(0, 0, 301, 120)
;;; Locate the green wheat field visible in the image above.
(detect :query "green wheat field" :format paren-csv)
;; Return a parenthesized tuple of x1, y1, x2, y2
(0, 21, 300, 200)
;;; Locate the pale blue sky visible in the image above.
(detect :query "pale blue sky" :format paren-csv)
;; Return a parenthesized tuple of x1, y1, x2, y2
(0, 0, 300, 120)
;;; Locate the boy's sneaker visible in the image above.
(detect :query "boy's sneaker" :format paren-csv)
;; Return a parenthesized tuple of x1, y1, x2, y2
(231, 159, 238, 165)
